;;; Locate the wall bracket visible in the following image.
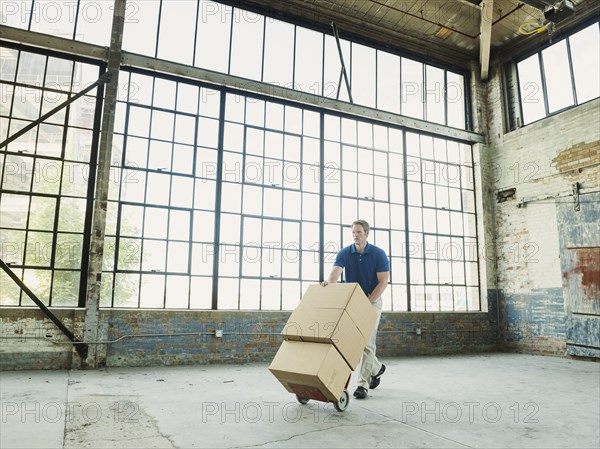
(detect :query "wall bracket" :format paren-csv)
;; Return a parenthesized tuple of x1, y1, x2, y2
(572, 182, 580, 211)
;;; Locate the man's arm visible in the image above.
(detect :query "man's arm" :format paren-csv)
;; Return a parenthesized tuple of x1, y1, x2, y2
(368, 271, 389, 303)
(321, 266, 343, 286)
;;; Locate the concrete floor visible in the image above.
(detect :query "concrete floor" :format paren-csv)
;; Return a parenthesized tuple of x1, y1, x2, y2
(1, 353, 598, 449)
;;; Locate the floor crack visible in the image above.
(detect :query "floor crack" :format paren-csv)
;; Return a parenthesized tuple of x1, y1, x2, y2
(233, 420, 395, 449)
(353, 404, 473, 448)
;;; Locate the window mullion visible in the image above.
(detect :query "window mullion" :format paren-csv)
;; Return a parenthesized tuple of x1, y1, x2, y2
(565, 36, 579, 105)
(538, 49, 551, 117)
(211, 91, 227, 310)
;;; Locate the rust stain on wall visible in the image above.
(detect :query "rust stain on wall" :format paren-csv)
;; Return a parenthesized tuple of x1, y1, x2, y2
(564, 248, 600, 301)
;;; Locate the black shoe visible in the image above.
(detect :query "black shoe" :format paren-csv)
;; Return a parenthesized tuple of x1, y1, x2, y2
(369, 364, 386, 389)
(353, 386, 367, 399)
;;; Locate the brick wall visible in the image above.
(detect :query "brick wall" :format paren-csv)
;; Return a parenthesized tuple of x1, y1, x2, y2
(552, 141, 600, 173)
(0, 307, 498, 370)
(0, 308, 81, 370)
(6, 64, 595, 368)
(484, 63, 600, 356)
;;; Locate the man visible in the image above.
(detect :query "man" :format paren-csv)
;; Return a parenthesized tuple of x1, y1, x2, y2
(321, 219, 389, 399)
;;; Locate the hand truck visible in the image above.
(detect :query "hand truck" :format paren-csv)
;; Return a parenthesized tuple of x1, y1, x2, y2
(294, 373, 352, 412)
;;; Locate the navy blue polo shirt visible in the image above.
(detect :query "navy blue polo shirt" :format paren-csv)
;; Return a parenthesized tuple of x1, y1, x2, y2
(334, 242, 390, 296)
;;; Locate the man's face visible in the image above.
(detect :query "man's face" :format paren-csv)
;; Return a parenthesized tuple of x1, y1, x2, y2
(352, 224, 368, 246)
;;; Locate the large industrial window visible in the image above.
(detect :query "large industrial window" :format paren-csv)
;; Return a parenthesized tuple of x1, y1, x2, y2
(322, 118, 478, 312)
(0, 47, 102, 306)
(99, 68, 479, 311)
(1, 2, 479, 312)
(517, 22, 599, 125)
(120, 0, 468, 129)
(3, 1, 468, 128)
(218, 94, 321, 310)
(403, 133, 478, 311)
(103, 71, 221, 309)
(1, 0, 114, 45)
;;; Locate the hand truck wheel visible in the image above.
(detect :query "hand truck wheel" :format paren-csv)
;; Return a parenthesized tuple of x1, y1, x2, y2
(296, 395, 309, 405)
(333, 389, 349, 412)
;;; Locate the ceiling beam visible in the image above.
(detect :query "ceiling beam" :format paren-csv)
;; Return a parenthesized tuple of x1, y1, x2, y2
(455, 0, 482, 9)
(218, 0, 473, 69)
(123, 51, 485, 144)
(479, 0, 494, 81)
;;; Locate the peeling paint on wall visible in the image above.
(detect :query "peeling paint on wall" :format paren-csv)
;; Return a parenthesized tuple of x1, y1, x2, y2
(500, 288, 567, 341)
(563, 247, 600, 301)
(557, 191, 600, 356)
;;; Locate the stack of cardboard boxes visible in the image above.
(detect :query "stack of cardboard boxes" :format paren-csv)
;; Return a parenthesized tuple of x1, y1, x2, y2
(269, 283, 377, 402)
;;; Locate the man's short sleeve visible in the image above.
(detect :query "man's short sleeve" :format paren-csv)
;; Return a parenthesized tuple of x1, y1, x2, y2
(376, 247, 390, 272)
(334, 247, 347, 268)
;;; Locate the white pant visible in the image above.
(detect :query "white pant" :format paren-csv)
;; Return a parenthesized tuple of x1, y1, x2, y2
(357, 297, 383, 389)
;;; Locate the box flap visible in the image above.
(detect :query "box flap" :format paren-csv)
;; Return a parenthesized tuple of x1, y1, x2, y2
(296, 283, 376, 340)
(298, 283, 358, 310)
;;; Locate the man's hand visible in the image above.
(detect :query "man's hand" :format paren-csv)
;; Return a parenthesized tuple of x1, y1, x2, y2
(322, 266, 343, 287)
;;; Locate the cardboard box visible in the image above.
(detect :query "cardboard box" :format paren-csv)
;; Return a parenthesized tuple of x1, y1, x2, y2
(281, 283, 377, 369)
(282, 307, 366, 369)
(268, 341, 351, 402)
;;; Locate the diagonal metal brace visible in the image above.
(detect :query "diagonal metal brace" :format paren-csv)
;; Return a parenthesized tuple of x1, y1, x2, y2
(0, 72, 112, 150)
(0, 259, 88, 359)
(331, 22, 353, 103)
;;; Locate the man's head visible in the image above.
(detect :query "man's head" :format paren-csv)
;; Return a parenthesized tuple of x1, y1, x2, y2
(351, 220, 370, 247)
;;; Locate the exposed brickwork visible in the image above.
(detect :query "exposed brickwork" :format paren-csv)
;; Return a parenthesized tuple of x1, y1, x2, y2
(104, 310, 289, 367)
(1, 307, 498, 370)
(0, 308, 83, 370)
(552, 141, 600, 173)
(484, 62, 600, 357)
(3, 65, 596, 369)
(378, 311, 498, 356)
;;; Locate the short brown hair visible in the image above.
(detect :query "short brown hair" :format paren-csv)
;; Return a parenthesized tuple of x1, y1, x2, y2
(351, 220, 370, 233)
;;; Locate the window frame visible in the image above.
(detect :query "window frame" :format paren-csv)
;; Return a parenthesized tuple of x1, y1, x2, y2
(514, 21, 600, 127)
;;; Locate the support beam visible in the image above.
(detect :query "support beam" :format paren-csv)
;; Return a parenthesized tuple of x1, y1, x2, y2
(123, 52, 485, 144)
(83, 0, 126, 369)
(331, 22, 353, 103)
(0, 25, 108, 61)
(2, 21, 484, 144)
(480, 0, 494, 81)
